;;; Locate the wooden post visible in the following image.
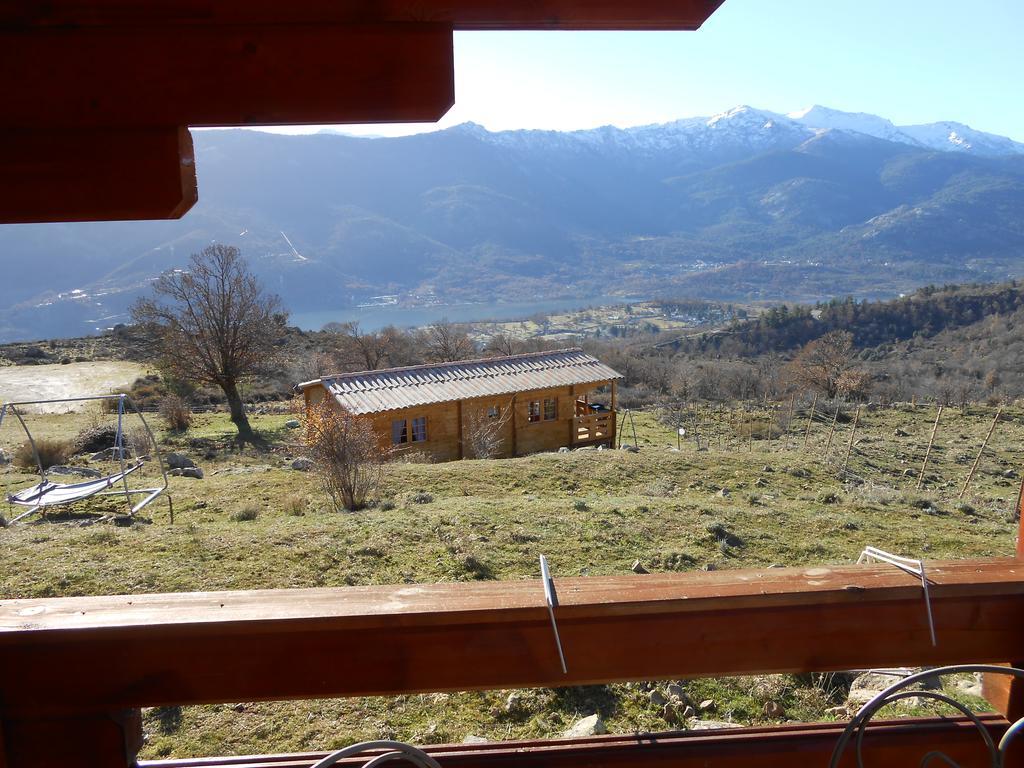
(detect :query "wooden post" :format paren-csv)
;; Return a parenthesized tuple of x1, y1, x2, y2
(841, 405, 861, 477)
(457, 399, 464, 460)
(748, 410, 753, 453)
(766, 413, 772, 452)
(510, 394, 518, 457)
(823, 405, 839, 457)
(983, 508, 1024, 720)
(959, 408, 1002, 500)
(610, 380, 618, 412)
(916, 405, 943, 491)
(803, 393, 818, 451)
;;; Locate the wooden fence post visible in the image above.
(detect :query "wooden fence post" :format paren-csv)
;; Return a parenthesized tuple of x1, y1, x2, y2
(803, 393, 818, 451)
(916, 405, 943, 491)
(982, 502, 1024, 721)
(841, 405, 861, 477)
(959, 408, 1002, 500)
(824, 405, 839, 457)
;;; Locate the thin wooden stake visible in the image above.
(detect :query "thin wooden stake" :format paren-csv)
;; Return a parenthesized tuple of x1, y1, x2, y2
(766, 413, 773, 452)
(959, 408, 1002, 500)
(841, 405, 861, 477)
(916, 406, 943, 491)
(803, 393, 818, 451)
(824, 405, 839, 457)
(748, 411, 754, 453)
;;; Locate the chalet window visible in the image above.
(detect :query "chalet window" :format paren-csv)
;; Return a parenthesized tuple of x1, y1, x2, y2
(411, 416, 427, 442)
(528, 401, 541, 423)
(543, 398, 557, 421)
(391, 419, 408, 445)
(487, 405, 500, 419)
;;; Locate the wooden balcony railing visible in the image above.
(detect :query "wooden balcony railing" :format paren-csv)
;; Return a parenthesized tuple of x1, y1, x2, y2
(2, 556, 1024, 766)
(573, 411, 614, 444)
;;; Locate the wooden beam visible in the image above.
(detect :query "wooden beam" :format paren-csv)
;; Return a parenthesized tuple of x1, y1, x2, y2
(2, 1, 726, 31)
(0, 127, 196, 223)
(138, 716, 1013, 768)
(2, 558, 1023, 716)
(2, 709, 142, 768)
(1, 24, 454, 128)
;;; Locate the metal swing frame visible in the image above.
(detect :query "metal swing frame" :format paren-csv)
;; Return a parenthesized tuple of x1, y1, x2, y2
(1, 393, 172, 524)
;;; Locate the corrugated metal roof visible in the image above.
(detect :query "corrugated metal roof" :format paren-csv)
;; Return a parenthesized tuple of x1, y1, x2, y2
(300, 348, 622, 415)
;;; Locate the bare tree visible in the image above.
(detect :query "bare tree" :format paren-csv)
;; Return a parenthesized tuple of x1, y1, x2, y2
(304, 398, 386, 511)
(422, 320, 475, 362)
(131, 244, 285, 438)
(463, 401, 512, 459)
(328, 321, 394, 371)
(787, 330, 855, 399)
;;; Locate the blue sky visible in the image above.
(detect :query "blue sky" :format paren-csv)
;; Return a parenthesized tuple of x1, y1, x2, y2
(280, 0, 1024, 140)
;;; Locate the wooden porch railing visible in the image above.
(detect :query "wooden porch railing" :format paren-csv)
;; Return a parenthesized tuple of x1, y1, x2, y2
(3, 556, 1024, 766)
(572, 411, 614, 445)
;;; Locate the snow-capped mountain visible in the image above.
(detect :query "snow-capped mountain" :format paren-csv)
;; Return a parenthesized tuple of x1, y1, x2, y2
(473, 104, 1023, 159)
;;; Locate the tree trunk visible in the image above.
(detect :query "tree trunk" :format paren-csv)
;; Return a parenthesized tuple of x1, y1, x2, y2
(222, 379, 253, 437)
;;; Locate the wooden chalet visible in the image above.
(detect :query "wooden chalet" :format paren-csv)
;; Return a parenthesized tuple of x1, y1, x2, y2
(299, 348, 622, 460)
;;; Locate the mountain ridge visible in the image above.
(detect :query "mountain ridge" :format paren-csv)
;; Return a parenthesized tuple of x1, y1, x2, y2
(1, 104, 1023, 342)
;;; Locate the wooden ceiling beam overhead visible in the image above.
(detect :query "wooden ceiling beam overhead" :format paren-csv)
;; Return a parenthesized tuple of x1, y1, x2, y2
(0, 127, 197, 224)
(2, 24, 454, 128)
(2, 1, 725, 31)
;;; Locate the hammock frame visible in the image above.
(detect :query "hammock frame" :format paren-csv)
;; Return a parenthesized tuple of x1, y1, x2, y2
(1, 393, 173, 525)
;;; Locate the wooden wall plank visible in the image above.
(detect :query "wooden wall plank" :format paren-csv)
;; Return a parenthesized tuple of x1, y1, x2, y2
(1, 24, 454, 128)
(2, 1, 725, 31)
(0, 127, 197, 223)
(1, 559, 1022, 715)
(137, 716, 1012, 768)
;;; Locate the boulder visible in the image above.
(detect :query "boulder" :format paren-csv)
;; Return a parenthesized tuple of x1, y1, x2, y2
(620, 444, 639, 453)
(166, 453, 195, 470)
(291, 457, 313, 471)
(170, 467, 204, 479)
(562, 714, 605, 739)
(462, 735, 489, 744)
(649, 690, 667, 707)
(284, 419, 301, 429)
(689, 720, 742, 731)
(666, 683, 687, 701)
(846, 669, 940, 708)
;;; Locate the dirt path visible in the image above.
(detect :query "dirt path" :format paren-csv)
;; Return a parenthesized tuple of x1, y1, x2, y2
(0, 362, 148, 412)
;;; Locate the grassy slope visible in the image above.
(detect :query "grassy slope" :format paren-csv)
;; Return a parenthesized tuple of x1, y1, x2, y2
(0, 407, 1018, 757)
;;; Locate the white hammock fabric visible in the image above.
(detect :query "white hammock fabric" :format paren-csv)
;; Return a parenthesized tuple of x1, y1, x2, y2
(6, 463, 142, 508)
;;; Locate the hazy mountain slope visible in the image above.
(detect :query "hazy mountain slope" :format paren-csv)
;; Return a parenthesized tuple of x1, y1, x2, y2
(1, 105, 1023, 341)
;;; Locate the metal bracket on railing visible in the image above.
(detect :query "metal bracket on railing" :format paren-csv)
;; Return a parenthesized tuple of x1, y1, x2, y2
(857, 546, 936, 647)
(540, 554, 568, 674)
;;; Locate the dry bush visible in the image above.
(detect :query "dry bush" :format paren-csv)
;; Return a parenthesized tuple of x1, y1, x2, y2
(463, 403, 511, 459)
(304, 399, 387, 511)
(159, 395, 193, 432)
(14, 438, 71, 470)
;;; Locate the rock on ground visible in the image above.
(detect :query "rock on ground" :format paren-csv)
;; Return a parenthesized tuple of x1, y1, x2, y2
(562, 714, 605, 738)
(284, 419, 301, 429)
(170, 467, 204, 479)
(166, 453, 196, 470)
(48, 465, 102, 478)
(291, 457, 313, 471)
(689, 720, 742, 731)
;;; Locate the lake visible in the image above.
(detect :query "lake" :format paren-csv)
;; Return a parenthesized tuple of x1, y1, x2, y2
(289, 295, 643, 332)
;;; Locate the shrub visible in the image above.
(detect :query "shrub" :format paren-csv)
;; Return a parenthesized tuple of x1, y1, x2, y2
(304, 399, 387, 511)
(230, 506, 259, 522)
(14, 438, 71, 470)
(72, 423, 121, 454)
(159, 395, 192, 432)
(411, 491, 434, 505)
(282, 494, 307, 516)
